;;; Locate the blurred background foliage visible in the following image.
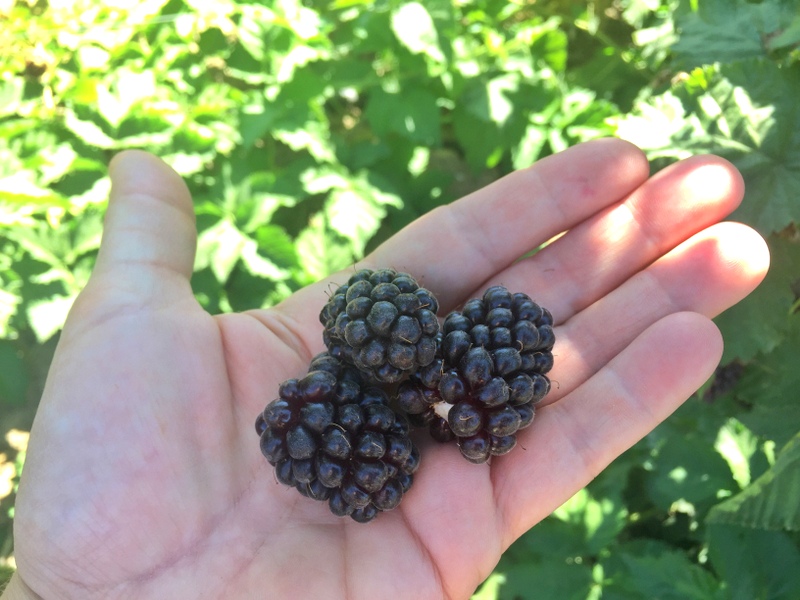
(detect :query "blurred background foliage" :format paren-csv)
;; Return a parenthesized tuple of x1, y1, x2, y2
(1, 0, 799, 596)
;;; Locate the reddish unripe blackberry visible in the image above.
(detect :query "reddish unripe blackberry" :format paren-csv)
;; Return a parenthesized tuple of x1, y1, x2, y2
(319, 268, 440, 384)
(257, 353, 419, 522)
(397, 286, 555, 463)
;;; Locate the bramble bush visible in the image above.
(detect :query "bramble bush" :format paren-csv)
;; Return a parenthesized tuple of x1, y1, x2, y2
(1, 0, 799, 596)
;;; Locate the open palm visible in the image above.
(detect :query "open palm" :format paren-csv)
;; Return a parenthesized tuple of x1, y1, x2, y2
(11, 139, 768, 600)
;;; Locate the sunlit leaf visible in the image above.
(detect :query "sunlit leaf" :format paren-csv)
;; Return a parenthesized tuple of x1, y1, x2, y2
(26, 293, 76, 342)
(295, 213, 356, 281)
(195, 219, 249, 283)
(391, 3, 445, 63)
(708, 431, 800, 531)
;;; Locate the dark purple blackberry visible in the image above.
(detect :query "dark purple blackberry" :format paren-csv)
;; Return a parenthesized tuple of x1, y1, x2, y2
(319, 268, 440, 384)
(257, 353, 419, 522)
(398, 286, 555, 463)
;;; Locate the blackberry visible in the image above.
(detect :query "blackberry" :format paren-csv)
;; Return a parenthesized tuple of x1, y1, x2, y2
(397, 286, 555, 463)
(256, 353, 419, 522)
(319, 268, 440, 384)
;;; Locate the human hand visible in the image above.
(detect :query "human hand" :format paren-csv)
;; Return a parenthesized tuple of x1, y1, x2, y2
(9, 139, 768, 599)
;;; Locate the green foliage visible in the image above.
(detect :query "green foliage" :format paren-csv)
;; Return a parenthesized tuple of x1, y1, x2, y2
(1, 0, 800, 595)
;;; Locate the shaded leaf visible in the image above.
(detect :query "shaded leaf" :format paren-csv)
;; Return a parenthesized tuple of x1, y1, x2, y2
(604, 543, 720, 600)
(363, 88, 442, 146)
(716, 233, 800, 362)
(724, 315, 800, 447)
(646, 435, 738, 517)
(492, 560, 593, 600)
(674, 0, 797, 68)
(707, 523, 800, 600)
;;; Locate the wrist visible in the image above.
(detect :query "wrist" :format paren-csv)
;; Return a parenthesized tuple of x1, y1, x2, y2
(1, 574, 40, 600)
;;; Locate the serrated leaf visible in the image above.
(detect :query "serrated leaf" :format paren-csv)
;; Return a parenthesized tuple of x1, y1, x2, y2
(611, 545, 720, 600)
(63, 109, 116, 149)
(254, 224, 298, 269)
(274, 120, 336, 164)
(707, 523, 800, 600)
(716, 60, 800, 235)
(622, 60, 800, 235)
(0, 174, 71, 209)
(239, 241, 289, 280)
(674, 0, 797, 69)
(552, 487, 628, 555)
(391, 3, 445, 63)
(295, 213, 356, 281)
(646, 435, 738, 516)
(236, 5, 276, 62)
(325, 187, 392, 258)
(195, 219, 249, 283)
(725, 317, 800, 448)
(492, 560, 593, 600)
(708, 431, 800, 531)
(716, 233, 800, 362)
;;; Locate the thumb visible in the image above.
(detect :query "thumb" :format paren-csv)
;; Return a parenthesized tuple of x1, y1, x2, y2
(86, 150, 197, 311)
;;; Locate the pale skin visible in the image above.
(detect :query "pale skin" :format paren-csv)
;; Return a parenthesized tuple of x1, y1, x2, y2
(3, 139, 769, 600)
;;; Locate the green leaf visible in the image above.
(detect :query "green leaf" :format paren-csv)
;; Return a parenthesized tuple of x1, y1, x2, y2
(0, 174, 71, 210)
(0, 289, 20, 339)
(325, 189, 387, 259)
(723, 315, 800, 447)
(471, 572, 505, 600)
(708, 431, 800, 531)
(622, 60, 800, 236)
(646, 435, 738, 517)
(0, 340, 27, 406)
(295, 213, 357, 282)
(26, 293, 77, 342)
(673, 0, 798, 68)
(274, 120, 337, 164)
(363, 87, 442, 146)
(237, 5, 276, 62)
(714, 418, 760, 489)
(391, 3, 445, 63)
(716, 233, 800, 362)
(607, 543, 721, 600)
(717, 60, 800, 235)
(195, 219, 249, 283)
(0, 79, 25, 118)
(63, 109, 117, 149)
(552, 487, 628, 556)
(707, 523, 800, 600)
(492, 560, 593, 600)
(254, 224, 298, 270)
(766, 14, 800, 52)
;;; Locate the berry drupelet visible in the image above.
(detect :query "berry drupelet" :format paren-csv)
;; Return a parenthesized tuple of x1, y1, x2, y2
(319, 268, 440, 384)
(256, 353, 420, 523)
(396, 285, 555, 464)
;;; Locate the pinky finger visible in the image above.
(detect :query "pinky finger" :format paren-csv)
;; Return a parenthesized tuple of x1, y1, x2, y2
(493, 311, 723, 546)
